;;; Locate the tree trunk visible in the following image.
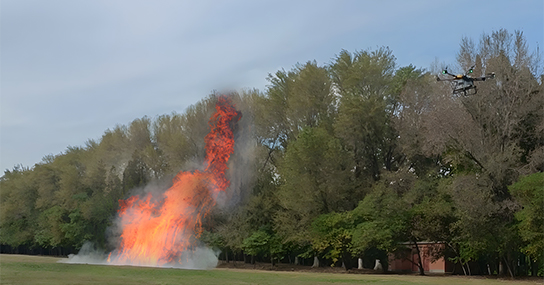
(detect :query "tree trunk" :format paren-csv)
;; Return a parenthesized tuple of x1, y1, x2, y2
(413, 241, 425, 275)
(461, 262, 467, 276)
(374, 259, 383, 271)
(342, 251, 352, 270)
(295, 256, 299, 265)
(504, 257, 514, 279)
(312, 256, 319, 268)
(358, 258, 363, 269)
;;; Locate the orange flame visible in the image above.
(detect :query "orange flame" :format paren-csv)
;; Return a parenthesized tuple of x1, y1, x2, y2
(108, 95, 240, 267)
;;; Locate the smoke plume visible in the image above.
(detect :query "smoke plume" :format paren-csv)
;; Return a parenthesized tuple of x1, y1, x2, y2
(62, 95, 244, 269)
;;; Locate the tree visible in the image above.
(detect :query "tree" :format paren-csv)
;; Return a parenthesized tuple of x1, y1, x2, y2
(395, 29, 542, 276)
(311, 212, 355, 269)
(88, 126, 132, 179)
(153, 113, 192, 174)
(258, 61, 336, 171)
(331, 48, 403, 182)
(242, 228, 283, 266)
(509, 172, 544, 275)
(275, 127, 352, 251)
(350, 171, 455, 275)
(0, 166, 38, 250)
(350, 172, 414, 273)
(122, 151, 149, 193)
(394, 73, 446, 176)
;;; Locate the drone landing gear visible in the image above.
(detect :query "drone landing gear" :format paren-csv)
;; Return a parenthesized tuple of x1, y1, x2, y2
(454, 88, 477, 96)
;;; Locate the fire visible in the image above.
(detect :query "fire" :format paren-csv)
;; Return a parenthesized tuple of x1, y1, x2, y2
(108, 95, 241, 267)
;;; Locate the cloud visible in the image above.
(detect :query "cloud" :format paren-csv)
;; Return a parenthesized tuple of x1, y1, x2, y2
(1, 0, 542, 171)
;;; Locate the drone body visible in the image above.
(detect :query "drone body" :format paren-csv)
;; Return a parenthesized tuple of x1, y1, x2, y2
(436, 65, 495, 95)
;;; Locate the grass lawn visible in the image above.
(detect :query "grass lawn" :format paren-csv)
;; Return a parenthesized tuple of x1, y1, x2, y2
(0, 254, 540, 285)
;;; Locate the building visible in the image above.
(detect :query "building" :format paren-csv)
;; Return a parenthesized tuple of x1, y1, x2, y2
(388, 242, 455, 273)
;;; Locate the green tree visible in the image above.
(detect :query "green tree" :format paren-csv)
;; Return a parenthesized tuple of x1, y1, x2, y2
(331, 48, 403, 182)
(258, 61, 336, 170)
(242, 228, 283, 266)
(350, 175, 412, 272)
(351, 171, 455, 275)
(153, 113, 192, 174)
(311, 212, 355, 269)
(509, 172, 544, 274)
(0, 166, 38, 250)
(275, 127, 351, 250)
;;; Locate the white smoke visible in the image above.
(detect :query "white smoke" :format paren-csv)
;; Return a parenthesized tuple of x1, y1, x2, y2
(61, 241, 219, 270)
(106, 245, 219, 269)
(62, 93, 255, 270)
(61, 179, 219, 269)
(60, 242, 107, 265)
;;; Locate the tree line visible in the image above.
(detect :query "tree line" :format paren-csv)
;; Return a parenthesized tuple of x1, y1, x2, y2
(1, 29, 542, 277)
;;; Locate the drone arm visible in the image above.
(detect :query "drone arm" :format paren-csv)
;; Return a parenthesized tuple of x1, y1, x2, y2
(441, 67, 456, 77)
(436, 76, 453, 82)
(474, 72, 496, 81)
(443, 70, 457, 77)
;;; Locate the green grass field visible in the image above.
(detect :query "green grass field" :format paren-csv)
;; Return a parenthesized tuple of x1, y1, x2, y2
(0, 254, 540, 285)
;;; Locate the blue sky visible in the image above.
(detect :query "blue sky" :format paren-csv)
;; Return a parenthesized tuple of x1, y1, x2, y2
(1, 0, 543, 172)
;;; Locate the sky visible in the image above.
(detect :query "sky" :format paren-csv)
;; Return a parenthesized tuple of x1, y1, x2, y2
(1, 0, 543, 173)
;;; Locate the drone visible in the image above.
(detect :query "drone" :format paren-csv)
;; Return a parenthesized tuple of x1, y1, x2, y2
(436, 65, 495, 96)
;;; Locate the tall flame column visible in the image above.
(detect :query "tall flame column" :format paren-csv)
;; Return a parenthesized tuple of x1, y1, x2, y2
(108, 96, 241, 267)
